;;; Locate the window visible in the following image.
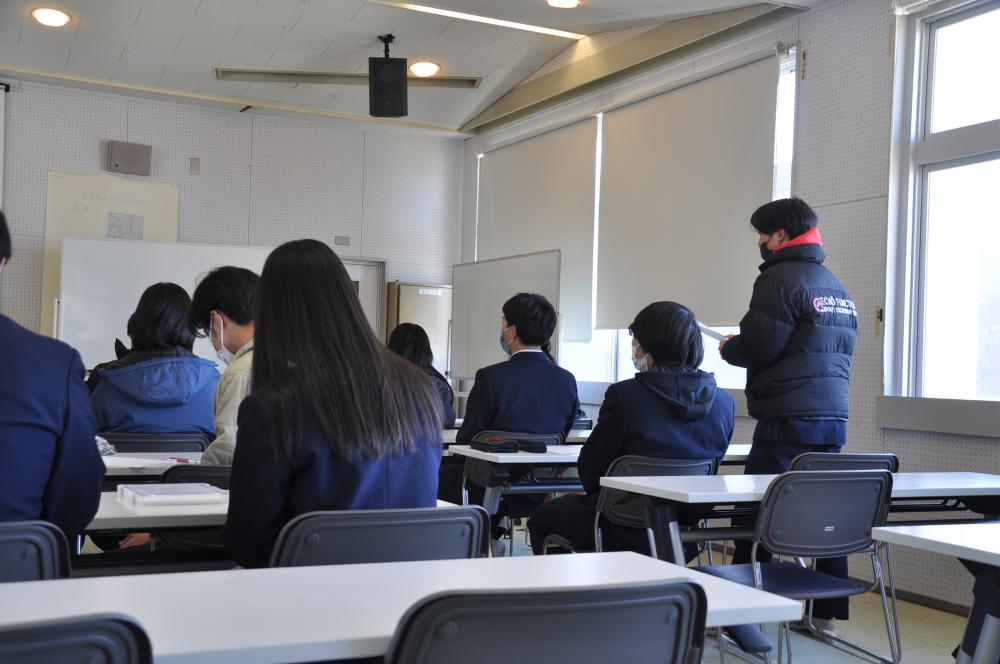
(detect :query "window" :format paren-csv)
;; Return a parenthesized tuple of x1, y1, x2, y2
(891, 0, 1000, 402)
(772, 51, 797, 200)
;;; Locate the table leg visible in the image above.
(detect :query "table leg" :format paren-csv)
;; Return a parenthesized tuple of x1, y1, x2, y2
(644, 503, 685, 564)
(957, 563, 1000, 664)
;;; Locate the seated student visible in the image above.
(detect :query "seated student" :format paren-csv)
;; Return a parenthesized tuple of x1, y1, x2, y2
(90, 283, 218, 435)
(188, 266, 259, 466)
(528, 301, 734, 555)
(224, 240, 442, 568)
(456, 293, 579, 551)
(387, 323, 455, 428)
(0, 211, 104, 538)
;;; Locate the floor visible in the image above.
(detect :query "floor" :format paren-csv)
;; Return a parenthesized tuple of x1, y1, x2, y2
(505, 523, 968, 664)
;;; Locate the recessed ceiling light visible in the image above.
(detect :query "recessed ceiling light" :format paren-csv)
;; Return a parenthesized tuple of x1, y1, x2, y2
(547, 0, 580, 7)
(366, 1, 586, 40)
(30, 7, 71, 27)
(409, 61, 441, 78)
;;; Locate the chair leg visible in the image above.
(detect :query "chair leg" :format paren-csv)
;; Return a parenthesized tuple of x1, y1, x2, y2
(873, 545, 902, 663)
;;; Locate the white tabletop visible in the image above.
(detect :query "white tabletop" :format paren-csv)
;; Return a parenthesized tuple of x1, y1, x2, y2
(87, 493, 457, 531)
(441, 429, 592, 445)
(102, 453, 203, 477)
(0, 552, 801, 662)
(872, 523, 1000, 568)
(449, 443, 753, 466)
(600, 472, 1000, 504)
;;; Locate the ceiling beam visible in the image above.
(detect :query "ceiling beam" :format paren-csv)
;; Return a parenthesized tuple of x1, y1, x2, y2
(215, 68, 481, 89)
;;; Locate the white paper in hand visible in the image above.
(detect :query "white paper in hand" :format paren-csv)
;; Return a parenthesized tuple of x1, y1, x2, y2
(697, 323, 726, 341)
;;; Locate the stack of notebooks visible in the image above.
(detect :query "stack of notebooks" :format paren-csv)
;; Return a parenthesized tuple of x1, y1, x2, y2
(117, 483, 227, 507)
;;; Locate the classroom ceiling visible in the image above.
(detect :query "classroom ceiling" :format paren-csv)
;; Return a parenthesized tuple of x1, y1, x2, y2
(0, 0, 815, 130)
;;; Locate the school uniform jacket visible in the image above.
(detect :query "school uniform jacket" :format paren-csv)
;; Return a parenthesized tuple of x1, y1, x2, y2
(201, 340, 253, 466)
(224, 387, 441, 568)
(455, 351, 579, 443)
(0, 314, 104, 537)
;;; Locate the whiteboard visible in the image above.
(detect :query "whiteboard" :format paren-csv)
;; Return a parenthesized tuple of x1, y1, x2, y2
(450, 250, 560, 379)
(59, 237, 384, 370)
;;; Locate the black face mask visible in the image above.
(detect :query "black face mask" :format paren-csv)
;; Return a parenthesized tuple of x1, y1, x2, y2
(759, 242, 774, 261)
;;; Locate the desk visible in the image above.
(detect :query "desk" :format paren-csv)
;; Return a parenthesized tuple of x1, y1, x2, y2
(449, 444, 752, 467)
(873, 523, 1000, 664)
(103, 453, 203, 478)
(0, 552, 801, 662)
(601, 472, 1000, 564)
(441, 429, 592, 445)
(87, 493, 459, 532)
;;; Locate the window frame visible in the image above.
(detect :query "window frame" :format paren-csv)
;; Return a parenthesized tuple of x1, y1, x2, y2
(881, 0, 1000, 435)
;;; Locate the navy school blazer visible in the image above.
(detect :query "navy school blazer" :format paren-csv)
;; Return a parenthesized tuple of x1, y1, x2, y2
(0, 315, 104, 537)
(456, 351, 580, 443)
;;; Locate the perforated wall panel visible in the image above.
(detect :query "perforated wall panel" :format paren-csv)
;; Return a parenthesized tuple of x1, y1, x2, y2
(0, 233, 43, 331)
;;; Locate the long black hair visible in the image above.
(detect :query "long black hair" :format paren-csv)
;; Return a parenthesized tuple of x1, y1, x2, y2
(628, 301, 704, 369)
(127, 283, 196, 352)
(253, 240, 442, 459)
(387, 323, 448, 380)
(502, 293, 558, 362)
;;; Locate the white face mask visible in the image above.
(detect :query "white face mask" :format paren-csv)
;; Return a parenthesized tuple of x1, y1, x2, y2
(632, 341, 650, 373)
(212, 314, 236, 366)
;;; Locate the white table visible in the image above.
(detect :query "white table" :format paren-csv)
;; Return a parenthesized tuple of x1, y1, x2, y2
(441, 429, 592, 445)
(449, 443, 752, 466)
(601, 472, 1000, 565)
(87, 493, 459, 532)
(0, 552, 801, 662)
(102, 453, 203, 477)
(873, 523, 1000, 664)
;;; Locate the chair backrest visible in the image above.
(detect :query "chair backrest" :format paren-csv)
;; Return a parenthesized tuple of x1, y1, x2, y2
(0, 613, 151, 663)
(598, 456, 716, 529)
(269, 506, 489, 568)
(0, 521, 70, 583)
(159, 464, 231, 489)
(384, 582, 706, 664)
(98, 432, 211, 453)
(755, 470, 893, 559)
(790, 452, 899, 472)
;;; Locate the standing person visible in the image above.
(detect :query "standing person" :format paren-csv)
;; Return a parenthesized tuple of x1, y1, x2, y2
(387, 323, 455, 428)
(528, 301, 734, 555)
(188, 266, 259, 466)
(720, 197, 858, 636)
(456, 292, 579, 554)
(90, 283, 218, 436)
(224, 240, 442, 568)
(0, 210, 104, 538)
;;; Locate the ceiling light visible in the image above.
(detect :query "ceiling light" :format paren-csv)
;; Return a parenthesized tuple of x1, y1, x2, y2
(366, 1, 586, 40)
(547, 0, 580, 7)
(30, 7, 71, 27)
(409, 61, 441, 77)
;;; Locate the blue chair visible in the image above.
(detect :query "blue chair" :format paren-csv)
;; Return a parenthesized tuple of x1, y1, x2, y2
(0, 613, 151, 663)
(384, 582, 707, 664)
(0, 521, 70, 583)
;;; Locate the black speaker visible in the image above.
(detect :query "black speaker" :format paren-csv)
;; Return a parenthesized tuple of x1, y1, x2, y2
(369, 57, 408, 117)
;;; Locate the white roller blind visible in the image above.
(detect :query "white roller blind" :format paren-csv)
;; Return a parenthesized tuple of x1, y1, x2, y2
(596, 57, 779, 328)
(477, 118, 597, 341)
(0, 88, 5, 209)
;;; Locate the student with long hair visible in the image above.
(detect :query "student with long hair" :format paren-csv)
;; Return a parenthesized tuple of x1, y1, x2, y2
(456, 292, 579, 553)
(387, 323, 455, 428)
(224, 240, 443, 568)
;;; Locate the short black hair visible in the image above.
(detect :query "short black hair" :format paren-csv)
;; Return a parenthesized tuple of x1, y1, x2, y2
(502, 293, 557, 350)
(628, 301, 704, 369)
(750, 197, 818, 239)
(127, 282, 196, 352)
(188, 266, 259, 336)
(0, 210, 10, 262)
(387, 323, 434, 370)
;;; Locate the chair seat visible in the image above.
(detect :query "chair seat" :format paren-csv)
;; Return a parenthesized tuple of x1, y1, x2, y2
(696, 561, 867, 601)
(540, 534, 578, 554)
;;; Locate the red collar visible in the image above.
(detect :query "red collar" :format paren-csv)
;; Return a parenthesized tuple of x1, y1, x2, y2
(777, 227, 823, 251)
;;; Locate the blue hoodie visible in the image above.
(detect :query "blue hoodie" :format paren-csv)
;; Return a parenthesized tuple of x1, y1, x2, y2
(91, 348, 219, 435)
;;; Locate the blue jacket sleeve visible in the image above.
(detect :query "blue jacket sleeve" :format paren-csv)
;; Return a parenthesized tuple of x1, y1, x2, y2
(564, 385, 581, 438)
(578, 385, 625, 495)
(435, 375, 457, 429)
(223, 394, 291, 568)
(455, 370, 492, 444)
(721, 274, 798, 370)
(43, 349, 103, 537)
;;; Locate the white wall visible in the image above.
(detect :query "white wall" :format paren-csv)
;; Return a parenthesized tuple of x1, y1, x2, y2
(462, 0, 999, 611)
(0, 80, 464, 332)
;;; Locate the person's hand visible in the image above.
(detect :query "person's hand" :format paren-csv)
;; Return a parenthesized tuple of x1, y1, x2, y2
(719, 334, 735, 351)
(118, 532, 152, 549)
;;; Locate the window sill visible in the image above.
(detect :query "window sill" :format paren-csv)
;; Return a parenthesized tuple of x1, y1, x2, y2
(877, 396, 1000, 439)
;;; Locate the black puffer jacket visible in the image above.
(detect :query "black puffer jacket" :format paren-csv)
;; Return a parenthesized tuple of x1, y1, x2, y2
(721, 238, 857, 420)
